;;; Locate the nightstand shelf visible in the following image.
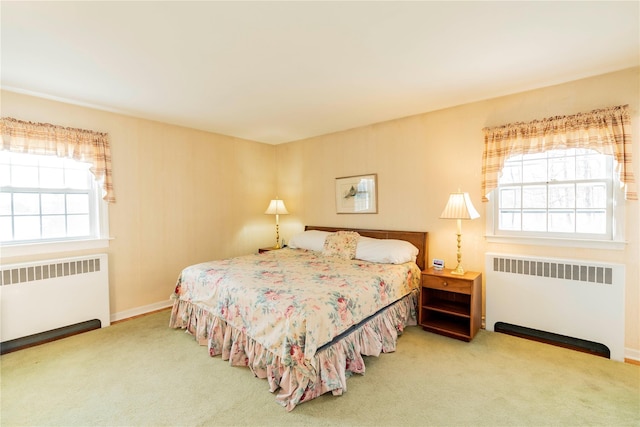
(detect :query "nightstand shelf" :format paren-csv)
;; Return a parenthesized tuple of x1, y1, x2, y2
(423, 289, 471, 317)
(419, 268, 482, 342)
(421, 314, 470, 338)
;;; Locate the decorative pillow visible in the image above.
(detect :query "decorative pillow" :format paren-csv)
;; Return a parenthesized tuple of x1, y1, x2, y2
(355, 236, 419, 264)
(287, 230, 332, 252)
(322, 231, 360, 260)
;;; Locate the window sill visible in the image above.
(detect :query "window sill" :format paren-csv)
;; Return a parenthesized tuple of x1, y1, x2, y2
(1, 238, 112, 259)
(485, 235, 626, 251)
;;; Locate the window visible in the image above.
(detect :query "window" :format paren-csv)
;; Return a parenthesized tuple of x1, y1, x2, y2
(0, 151, 108, 246)
(1, 117, 114, 256)
(494, 148, 619, 241)
(481, 105, 634, 248)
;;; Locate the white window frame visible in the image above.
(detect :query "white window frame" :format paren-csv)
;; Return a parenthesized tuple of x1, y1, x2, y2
(485, 150, 626, 250)
(0, 152, 110, 258)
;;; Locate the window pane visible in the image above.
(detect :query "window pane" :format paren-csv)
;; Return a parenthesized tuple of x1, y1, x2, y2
(39, 156, 65, 167)
(42, 215, 66, 238)
(522, 152, 547, 160)
(13, 193, 40, 215)
(547, 148, 574, 157)
(67, 214, 90, 236)
(11, 153, 38, 166)
(549, 156, 575, 181)
(522, 186, 546, 208)
(522, 159, 547, 183)
(12, 165, 39, 187)
(548, 184, 574, 209)
(40, 167, 65, 189)
(0, 216, 12, 240)
(576, 211, 606, 234)
(576, 155, 607, 179)
(67, 194, 89, 214)
(64, 158, 90, 169)
(0, 193, 11, 215)
(0, 164, 10, 187)
(65, 168, 90, 189)
(41, 193, 66, 214)
(548, 211, 575, 232)
(577, 183, 606, 208)
(500, 163, 522, 184)
(0, 150, 10, 163)
(499, 211, 521, 230)
(14, 216, 40, 239)
(522, 211, 546, 231)
(499, 187, 521, 208)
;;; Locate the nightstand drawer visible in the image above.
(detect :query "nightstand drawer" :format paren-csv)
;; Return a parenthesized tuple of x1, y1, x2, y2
(422, 274, 471, 294)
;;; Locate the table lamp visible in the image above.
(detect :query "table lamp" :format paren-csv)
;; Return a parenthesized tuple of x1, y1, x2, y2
(440, 191, 479, 275)
(265, 199, 289, 248)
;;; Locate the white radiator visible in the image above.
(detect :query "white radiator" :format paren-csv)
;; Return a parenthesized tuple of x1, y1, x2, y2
(485, 253, 625, 361)
(0, 254, 110, 343)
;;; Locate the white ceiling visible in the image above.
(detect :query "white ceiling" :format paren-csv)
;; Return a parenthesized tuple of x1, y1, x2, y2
(2, 1, 638, 144)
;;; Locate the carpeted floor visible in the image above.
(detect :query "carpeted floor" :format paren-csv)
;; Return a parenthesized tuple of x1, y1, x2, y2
(1, 309, 638, 426)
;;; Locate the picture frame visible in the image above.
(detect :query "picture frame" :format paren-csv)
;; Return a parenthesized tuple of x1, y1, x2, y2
(335, 173, 378, 214)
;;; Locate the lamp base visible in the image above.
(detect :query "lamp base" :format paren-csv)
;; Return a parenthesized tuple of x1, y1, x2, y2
(450, 230, 465, 275)
(450, 264, 465, 275)
(274, 222, 281, 249)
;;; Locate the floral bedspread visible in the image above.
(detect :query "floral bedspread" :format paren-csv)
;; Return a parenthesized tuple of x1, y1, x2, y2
(171, 248, 420, 378)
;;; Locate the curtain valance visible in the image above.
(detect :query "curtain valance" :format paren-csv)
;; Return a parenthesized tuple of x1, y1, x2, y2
(1, 117, 115, 202)
(481, 105, 636, 202)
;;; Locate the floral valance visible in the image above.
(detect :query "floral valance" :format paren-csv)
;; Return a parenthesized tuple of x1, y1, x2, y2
(481, 105, 636, 201)
(0, 117, 115, 202)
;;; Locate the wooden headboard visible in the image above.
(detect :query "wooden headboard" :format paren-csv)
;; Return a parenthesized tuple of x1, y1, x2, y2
(305, 226, 429, 271)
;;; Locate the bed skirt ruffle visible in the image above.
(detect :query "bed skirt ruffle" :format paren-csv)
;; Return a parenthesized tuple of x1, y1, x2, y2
(169, 289, 418, 411)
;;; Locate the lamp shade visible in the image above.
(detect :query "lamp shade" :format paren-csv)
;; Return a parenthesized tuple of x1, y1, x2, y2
(265, 199, 289, 215)
(440, 192, 479, 220)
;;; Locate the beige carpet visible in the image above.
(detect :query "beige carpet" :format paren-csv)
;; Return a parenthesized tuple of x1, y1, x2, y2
(1, 309, 638, 426)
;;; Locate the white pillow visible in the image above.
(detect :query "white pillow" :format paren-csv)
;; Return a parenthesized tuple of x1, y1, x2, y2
(355, 236, 419, 264)
(288, 230, 332, 252)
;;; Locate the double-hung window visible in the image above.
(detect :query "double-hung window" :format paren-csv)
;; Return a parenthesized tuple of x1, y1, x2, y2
(0, 151, 105, 243)
(494, 148, 619, 241)
(482, 105, 635, 249)
(0, 117, 115, 257)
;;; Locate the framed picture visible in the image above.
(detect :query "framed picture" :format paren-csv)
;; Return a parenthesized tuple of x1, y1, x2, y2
(335, 173, 378, 214)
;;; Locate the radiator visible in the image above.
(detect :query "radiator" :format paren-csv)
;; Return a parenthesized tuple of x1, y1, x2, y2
(0, 254, 110, 345)
(485, 253, 625, 361)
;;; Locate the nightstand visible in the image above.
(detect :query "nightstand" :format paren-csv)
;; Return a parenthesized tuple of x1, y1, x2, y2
(419, 267, 482, 342)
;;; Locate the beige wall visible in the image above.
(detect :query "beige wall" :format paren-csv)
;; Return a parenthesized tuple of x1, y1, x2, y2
(1, 90, 278, 317)
(276, 67, 640, 355)
(2, 67, 638, 355)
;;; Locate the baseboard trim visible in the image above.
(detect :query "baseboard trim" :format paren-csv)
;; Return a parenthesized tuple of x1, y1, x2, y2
(110, 300, 173, 323)
(624, 347, 640, 365)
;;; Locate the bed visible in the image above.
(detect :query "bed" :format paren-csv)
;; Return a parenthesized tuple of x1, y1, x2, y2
(169, 226, 428, 410)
